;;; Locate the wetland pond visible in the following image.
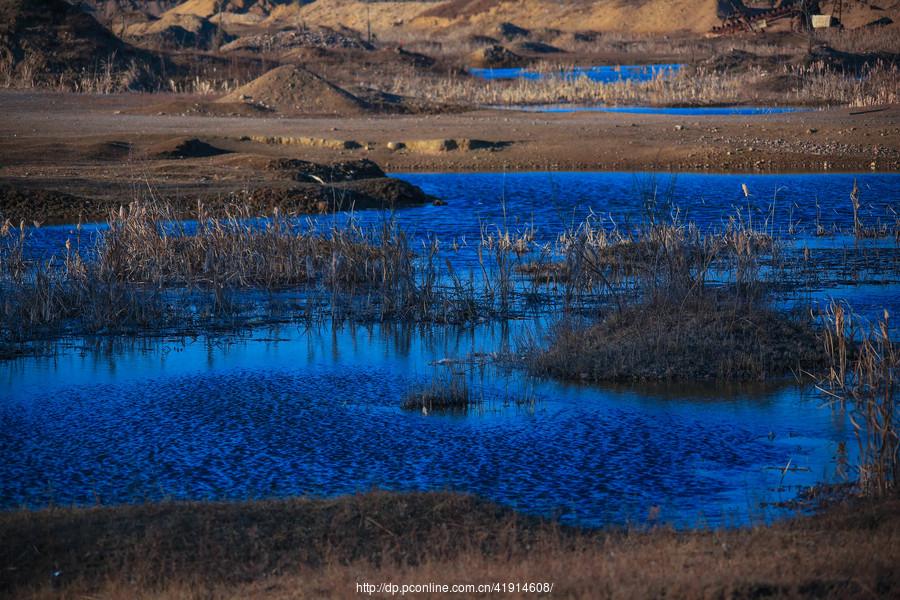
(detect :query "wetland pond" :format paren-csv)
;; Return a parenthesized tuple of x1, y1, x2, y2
(468, 64, 683, 82)
(3, 172, 898, 527)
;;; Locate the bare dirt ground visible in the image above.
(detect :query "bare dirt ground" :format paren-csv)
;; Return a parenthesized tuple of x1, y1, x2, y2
(1, 90, 898, 222)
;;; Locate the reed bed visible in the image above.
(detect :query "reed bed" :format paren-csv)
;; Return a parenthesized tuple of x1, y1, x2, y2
(0, 199, 540, 348)
(1, 192, 896, 377)
(818, 302, 898, 496)
(388, 62, 899, 107)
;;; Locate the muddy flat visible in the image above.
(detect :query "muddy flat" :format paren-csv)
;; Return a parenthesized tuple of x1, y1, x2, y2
(1, 91, 897, 176)
(1, 90, 898, 223)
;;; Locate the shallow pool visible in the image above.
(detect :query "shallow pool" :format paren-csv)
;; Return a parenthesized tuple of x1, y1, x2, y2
(469, 64, 683, 83)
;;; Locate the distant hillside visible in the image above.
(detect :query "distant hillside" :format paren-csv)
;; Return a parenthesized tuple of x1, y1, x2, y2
(266, 0, 728, 35)
(164, 0, 293, 18)
(0, 0, 161, 88)
(76, 0, 182, 20)
(154, 0, 900, 37)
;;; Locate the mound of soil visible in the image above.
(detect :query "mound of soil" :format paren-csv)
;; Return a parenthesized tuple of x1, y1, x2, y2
(221, 26, 372, 53)
(84, 140, 133, 161)
(391, 46, 436, 68)
(703, 48, 789, 73)
(164, 0, 287, 19)
(496, 21, 530, 40)
(217, 64, 370, 115)
(572, 30, 600, 42)
(404, 139, 510, 153)
(513, 40, 564, 54)
(147, 137, 230, 159)
(804, 45, 900, 74)
(467, 44, 526, 68)
(469, 34, 499, 45)
(125, 13, 228, 49)
(0, 0, 161, 88)
(243, 177, 434, 214)
(265, 158, 386, 183)
(0, 185, 111, 226)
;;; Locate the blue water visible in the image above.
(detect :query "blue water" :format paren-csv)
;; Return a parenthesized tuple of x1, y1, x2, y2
(469, 64, 683, 82)
(497, 105, 812, 115)
(2, 171, 896, 527)
(0, 322, 848, 527)
(24, 172, 900, 255)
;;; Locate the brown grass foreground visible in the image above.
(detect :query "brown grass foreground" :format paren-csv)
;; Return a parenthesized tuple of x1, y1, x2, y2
(1, 491, 898, 599)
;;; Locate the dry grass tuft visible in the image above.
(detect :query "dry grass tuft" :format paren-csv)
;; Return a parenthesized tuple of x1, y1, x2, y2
(402, 370, 471, 413)
(532, 294, 824, 382)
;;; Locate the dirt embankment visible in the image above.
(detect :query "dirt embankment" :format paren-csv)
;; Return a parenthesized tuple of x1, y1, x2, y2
(0, 128, 436, 225)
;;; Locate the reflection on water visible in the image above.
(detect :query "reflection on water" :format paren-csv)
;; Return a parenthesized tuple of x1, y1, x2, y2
(1, 321, 850, 527)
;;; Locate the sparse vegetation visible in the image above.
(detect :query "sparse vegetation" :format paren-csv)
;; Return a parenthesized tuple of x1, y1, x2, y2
(388, 61, 899, 108)
(1, 491, 898, 599)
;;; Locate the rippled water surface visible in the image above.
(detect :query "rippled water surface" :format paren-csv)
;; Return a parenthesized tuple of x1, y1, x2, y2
(1, 323, 848, 527)
(27, 172, 900, 256)
(4, 172, 897, 526)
